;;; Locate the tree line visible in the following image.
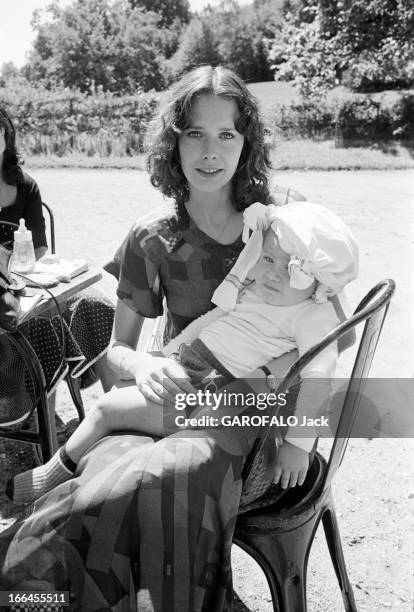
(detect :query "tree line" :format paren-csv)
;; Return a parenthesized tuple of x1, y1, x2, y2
(1, 0, 413, 97)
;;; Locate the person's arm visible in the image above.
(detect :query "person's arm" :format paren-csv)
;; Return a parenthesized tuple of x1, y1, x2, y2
(273, 304, 339, 488)
(283, 303, 339, 451)
(35, 246, 47, 260)
(110, 218, 199, 403)
(108, 298, 197, 405)
(21, 175, 48, 253)
(107, 298, 146, 379)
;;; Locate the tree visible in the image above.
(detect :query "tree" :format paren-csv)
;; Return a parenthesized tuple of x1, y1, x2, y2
(26, 0, 174, 92)
(170, 1, 281, 81)
(110, 8, 170, 92)
(0, 62, 21, 87)
(217, 15, 274, 82)
(128, 0, 190, 27)
(267, 0, 414, 96)
(168, 17, 222, 78)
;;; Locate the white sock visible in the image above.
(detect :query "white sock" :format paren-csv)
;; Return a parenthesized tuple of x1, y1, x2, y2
(7, 446, 76, 503)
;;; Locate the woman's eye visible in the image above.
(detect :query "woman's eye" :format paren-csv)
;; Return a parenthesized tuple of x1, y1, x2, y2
(220, 132, 234, 140)
(187, 130, 202, 138)
(263, 256, 274, 263)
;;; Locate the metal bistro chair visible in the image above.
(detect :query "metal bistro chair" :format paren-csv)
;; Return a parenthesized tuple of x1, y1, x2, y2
(233, 279, 395, 612)
(0, 260, 68, 463)
(0, 206, 86, 421)
(0, 327, 60, 463)
(0, 202, 55, 254)
(41, 201, 56, 254)
(0, 204, 85, 463)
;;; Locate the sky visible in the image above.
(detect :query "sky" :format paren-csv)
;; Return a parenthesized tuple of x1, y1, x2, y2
(1, 0, 250, 69)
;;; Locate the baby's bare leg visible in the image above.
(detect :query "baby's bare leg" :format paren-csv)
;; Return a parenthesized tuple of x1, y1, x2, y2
(65, 384, 169, 463)
(7, 384, 170, 504)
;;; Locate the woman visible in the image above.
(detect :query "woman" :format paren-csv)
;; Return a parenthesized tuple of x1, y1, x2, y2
(0, 67, 345, 611)
(0, 105, 115, 415)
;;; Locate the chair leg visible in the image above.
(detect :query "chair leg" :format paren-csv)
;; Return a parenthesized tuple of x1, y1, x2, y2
(35, 397, 58, 463)
(65, 374, 85, 421)
(322, 506, 358, 612)
(235, 518, 316, 612)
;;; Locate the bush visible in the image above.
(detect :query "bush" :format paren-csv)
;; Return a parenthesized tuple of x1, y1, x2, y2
(0, 81, 160, 157)
(335, 97, 393, 147)
(390, 94, 414, 142)
(266, 100, 336, 140)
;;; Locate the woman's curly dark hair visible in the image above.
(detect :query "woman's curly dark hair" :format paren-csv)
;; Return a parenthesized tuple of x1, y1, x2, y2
(0, 105, 22, 185)
(146, 65, 272, 214)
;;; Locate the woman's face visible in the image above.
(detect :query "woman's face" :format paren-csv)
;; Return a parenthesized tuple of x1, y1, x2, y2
(178, 94, 245, 199)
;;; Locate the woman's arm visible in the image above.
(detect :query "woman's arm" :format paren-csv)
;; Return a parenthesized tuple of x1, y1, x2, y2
(108, 298, 196, 403)
(35, 246, 47, 260)
(21, 175, 48, 252)
(107, 298, 146, 379)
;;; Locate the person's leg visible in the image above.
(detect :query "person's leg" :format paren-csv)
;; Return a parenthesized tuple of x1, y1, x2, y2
(7, 383, 168, 503)
(65, 384, 168, 461)
(2, 379, 263, 611)
(94, 353, 118, 392)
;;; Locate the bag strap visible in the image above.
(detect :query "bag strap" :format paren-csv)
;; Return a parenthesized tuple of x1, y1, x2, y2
(0, 264, 25, 294)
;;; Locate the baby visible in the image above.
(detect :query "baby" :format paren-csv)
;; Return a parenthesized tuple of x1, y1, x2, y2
(8, 202, 358, 503)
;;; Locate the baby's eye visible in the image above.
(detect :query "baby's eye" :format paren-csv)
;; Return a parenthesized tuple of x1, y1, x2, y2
(263, 255, 274, 263)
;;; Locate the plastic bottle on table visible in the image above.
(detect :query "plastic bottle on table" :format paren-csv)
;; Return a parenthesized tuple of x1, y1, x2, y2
(11, 218, 36, 274)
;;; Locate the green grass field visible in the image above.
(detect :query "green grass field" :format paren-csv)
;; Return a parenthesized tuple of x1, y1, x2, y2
(248, 79, 414, 108)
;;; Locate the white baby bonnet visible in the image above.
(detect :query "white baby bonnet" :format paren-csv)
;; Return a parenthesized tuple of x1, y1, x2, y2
(212, 201, 359, 309)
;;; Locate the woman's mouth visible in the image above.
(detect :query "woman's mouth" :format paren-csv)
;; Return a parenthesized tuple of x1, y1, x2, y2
(195, 168, 223, 178)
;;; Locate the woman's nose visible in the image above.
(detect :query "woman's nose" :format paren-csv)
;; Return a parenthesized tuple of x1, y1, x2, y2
(202, 139, 217, 160)
(202, 151, 217, 160)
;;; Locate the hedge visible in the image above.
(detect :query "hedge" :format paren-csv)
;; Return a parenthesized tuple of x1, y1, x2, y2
(1, 82, 413, 155)
(0, 83, 160, 157)
(266, 91, 414, 147)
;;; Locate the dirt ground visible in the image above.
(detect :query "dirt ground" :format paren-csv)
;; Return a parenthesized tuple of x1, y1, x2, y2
(0, 169, 413, 611)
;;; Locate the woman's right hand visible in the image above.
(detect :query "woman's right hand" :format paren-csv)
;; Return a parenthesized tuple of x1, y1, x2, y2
(135, 353, 197, 405)
(110, 299, 196, 405)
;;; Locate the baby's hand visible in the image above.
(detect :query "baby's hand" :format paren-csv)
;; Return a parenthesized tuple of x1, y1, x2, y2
(273, 441, 309, 489)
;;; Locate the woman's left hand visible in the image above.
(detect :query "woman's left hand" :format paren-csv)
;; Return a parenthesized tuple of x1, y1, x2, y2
(136, 354, 197, 406)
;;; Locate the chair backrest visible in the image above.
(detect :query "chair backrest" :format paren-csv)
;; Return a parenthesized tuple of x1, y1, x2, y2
(0, 328, 58, 461)
(0, 204, 55, 254)
(0, 329, 48, 429)
(242, 279, 396, 492)
(42, 202, 56, 254)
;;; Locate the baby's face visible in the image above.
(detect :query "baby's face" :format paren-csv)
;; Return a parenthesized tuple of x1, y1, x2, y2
(251, 232, 315, 306)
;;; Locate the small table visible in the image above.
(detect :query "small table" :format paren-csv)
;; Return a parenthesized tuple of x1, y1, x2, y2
(20, 268, 103, 321)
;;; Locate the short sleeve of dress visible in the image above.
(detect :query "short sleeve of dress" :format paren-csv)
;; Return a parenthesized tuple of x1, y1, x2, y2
(116, 221, 165, 318)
